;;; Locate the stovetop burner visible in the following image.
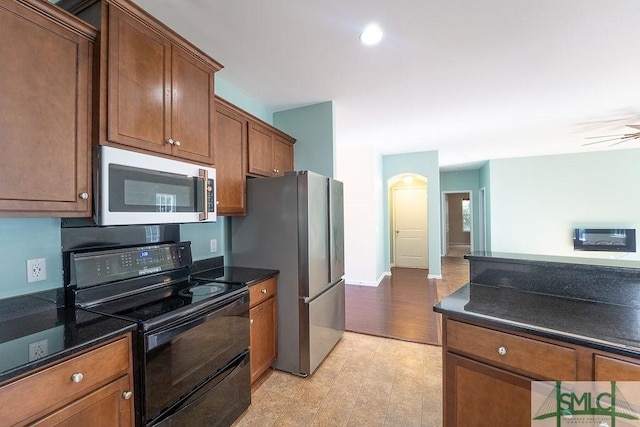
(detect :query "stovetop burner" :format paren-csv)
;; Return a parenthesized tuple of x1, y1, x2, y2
(133, 297, 185, 317)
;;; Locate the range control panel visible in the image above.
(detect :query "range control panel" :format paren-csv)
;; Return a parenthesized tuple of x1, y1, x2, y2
(71, 242, 192, 288)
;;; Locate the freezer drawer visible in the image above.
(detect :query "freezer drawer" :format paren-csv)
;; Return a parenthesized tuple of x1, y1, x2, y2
(304, 279, 345, 375)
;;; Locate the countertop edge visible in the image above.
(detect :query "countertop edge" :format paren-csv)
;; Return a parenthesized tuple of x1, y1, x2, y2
(0, 318, 137, 385)
(434, 302, 640, 360)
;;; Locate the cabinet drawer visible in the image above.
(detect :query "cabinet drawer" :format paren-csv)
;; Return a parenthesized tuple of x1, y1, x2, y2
(0, 337, 130, 426)
(249, 277, 277, 308)
(446, 320, 576, 380)
(594, 354, 640, 381)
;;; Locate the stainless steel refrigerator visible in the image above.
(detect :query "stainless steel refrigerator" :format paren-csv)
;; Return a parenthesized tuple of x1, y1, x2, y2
(231, 171, 345, 377)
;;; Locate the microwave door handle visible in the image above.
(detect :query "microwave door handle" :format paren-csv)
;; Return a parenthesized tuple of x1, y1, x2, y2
(199, 169, 208, 221)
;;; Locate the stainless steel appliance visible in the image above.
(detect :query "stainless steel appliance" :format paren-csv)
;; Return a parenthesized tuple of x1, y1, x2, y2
(231, 171, 345, 376)
(95, 146, 217, 225)
(66, 241, 249, 426)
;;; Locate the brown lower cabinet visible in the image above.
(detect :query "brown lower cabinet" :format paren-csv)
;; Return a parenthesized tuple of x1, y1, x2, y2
(0, 335, 134, 426)
(249, 277, 278, 385)
(443, 317, 640, 426)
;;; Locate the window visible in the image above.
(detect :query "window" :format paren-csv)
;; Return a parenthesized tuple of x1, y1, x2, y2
(462, 199, 471, 232)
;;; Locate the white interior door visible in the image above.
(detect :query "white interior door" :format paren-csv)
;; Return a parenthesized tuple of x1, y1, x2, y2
(393, 186, 428, 268)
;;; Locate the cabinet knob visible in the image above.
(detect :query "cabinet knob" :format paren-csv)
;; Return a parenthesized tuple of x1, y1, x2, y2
(167, 138, 175, 145)
(273, 168, 277, 173)
(122, 391, 133, 400)
(79, 192, 89, 200)
(250, 318, 254, 324)
(174, 140, 181, 147)
(261, 288, 267, 294)
(497, 346, 507, 356)
(70, 372, 84, 383)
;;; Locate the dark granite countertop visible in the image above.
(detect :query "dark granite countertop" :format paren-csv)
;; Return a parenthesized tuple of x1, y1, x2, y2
(434, 283, 640, 359)
(192, 266, 279, 287)
(0, 291, 136, 385)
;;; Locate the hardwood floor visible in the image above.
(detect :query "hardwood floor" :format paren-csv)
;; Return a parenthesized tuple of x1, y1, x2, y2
(345, 255, 469, 345)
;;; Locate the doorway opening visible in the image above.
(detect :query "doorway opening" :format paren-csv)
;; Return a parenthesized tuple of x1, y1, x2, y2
(389, 174, 428, 269)
(441, 191, 472, 258)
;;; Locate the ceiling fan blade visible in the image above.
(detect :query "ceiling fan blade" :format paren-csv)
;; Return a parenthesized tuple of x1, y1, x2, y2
(627, 125, 640, 130)
(582, 136, 632, 146)
(584, 133, 630, 139)
(607, 134, 640, 147)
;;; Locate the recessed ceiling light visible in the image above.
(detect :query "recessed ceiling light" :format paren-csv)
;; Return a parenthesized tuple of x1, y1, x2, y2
(360, 23, 383, 46)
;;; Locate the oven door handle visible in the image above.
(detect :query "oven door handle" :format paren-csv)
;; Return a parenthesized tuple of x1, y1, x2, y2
(146, 294, 246, 351)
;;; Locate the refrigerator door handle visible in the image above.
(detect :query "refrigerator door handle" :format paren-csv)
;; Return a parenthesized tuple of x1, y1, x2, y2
(303, 279, 341, 304)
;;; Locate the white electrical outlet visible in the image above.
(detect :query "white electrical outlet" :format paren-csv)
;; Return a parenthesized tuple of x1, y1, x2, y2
(210, 239, 217, 253)
(27, 258, 47, 283)
(29, 339, 48, 361)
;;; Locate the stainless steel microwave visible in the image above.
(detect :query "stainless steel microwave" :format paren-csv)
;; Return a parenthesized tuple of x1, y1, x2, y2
(95, 146, 216, 225)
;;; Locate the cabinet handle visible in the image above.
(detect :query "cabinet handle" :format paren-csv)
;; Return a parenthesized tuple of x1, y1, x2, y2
(174, 140, 181, 147)
(79, 192, 89, 200)
(497, 346, 507, 356)
(123, 391, 133, 400)
(167, 138, 175, 145)
(261, 289, 267, 294)
(70, 372, 84, 383)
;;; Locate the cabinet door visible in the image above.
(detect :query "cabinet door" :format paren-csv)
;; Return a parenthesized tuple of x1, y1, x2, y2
(273, 135, 294, 176)
(171, 45, 215, 164)
(445, 353, 532, 427)
(250, 297, 276, 384)
(32, 375, 133, 427)
(247, 122, 274, 176)
(0, 0, 93, 216)
(107, 5, 172, 154)
(215, 102, 247, 215)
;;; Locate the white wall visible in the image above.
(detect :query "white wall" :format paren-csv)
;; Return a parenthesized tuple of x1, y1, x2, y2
(336, 145, 384, 285)
(489, 148, 640, 260)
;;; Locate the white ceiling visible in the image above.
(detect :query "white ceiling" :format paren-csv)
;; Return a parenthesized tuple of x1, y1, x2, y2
(134, 0, 640, 170)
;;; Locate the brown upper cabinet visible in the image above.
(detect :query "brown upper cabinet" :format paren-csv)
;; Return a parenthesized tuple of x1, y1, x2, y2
(248, 122, 295, 177)
(214, 98, 248, 216)
(215, 96, 295, 215)
(101, 0, 222, 165)
(0, 0, 96, 217)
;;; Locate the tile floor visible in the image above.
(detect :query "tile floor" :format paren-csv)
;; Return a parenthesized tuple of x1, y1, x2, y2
(233, 332, 443, 426)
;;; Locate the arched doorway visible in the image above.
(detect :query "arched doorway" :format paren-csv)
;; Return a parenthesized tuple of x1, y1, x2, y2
(389, 174, 428, 268)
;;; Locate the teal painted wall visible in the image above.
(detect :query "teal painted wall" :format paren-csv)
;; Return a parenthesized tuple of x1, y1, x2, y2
(0, 218, 63, 299)
(440, 170, 481, 251)
(479, 161, 491, 251)
(215, 77, 273, 124)
(273, 102, 335, 178)
(488, 148, 640, 259)
(382, 151, 441, 277)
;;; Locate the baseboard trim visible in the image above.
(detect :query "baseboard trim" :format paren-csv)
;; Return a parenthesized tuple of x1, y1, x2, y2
(344, 271, 390, 287)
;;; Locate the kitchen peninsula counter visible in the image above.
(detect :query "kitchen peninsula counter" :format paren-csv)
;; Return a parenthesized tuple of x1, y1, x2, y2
(434, 252, 640, 359)
(0, 289, 136, 384)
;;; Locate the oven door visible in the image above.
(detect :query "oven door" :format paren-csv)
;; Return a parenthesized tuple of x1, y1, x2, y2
(154, 351, 250, 427)
(96, 146, 216, 225)
(143, 292, 249, 425)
